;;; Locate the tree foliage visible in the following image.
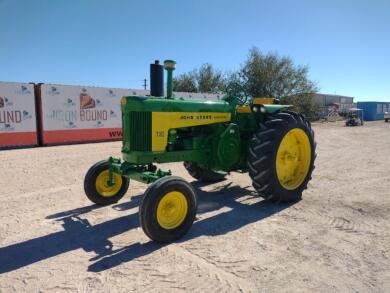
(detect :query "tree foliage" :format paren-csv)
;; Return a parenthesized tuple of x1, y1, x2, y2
(226, 47, 319, 118)
(173, 47, 320, 118)
(197, 64, 225, 93)
(224, 71, 247, 99)
(172, 70, 197, 93)
(239, 48, 317, 98)
(173, 64, 225, 93)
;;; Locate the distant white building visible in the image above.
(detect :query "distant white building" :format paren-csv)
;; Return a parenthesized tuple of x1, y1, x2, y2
(313, 94, 354, 106)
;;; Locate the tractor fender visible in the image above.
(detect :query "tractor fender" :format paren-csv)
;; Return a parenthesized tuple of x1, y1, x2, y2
(261, 104, 293, 114)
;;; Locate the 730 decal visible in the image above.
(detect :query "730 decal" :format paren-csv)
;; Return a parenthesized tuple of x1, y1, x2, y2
(156, 131, 165, 137)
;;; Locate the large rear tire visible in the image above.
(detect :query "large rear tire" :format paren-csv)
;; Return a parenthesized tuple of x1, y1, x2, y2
(248, 111, 316, 202)
(139, 176, 197, 243)
(84, 160, 130, 205)
(183, 161, 226, 182)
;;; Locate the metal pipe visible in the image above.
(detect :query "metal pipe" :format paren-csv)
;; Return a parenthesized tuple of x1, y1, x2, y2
(164, 60, 176, 99)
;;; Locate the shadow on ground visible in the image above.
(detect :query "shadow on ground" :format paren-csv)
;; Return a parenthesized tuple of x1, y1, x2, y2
(0, 182, 295, 274)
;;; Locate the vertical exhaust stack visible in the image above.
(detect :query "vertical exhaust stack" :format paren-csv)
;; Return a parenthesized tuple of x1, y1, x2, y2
(150, 60, 164, 97)
(164, 60, 176, 99)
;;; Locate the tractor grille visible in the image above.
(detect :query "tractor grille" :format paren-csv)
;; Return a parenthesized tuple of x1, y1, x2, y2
(126, 111, 152, 151)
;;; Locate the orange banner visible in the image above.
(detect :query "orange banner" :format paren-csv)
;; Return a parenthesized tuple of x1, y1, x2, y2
(0, 132, 37, 147)
(41, 128, 123, 145)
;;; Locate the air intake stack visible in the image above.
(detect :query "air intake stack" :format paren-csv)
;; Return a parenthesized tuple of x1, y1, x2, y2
(163, 60, 176, 99)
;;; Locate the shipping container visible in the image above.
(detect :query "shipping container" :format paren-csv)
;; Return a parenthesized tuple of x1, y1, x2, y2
(357, 101, 390, 121)
(38, 84, 134, 145)
(0, 82, 38, 148)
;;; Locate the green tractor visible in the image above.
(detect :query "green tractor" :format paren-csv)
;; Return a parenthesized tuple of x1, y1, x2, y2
(84, 60, 316, 243)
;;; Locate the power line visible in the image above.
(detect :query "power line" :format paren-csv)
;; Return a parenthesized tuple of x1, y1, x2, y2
(142, 78, 147, 90)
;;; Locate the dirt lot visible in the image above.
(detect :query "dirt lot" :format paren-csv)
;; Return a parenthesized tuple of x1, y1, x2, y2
(0, 121, 389, 292)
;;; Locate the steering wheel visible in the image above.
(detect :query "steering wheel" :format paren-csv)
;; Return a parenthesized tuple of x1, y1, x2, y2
(236, 95, 249, 105)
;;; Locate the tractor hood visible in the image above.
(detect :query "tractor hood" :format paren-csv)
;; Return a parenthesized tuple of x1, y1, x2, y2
(121, 96, 233, 113)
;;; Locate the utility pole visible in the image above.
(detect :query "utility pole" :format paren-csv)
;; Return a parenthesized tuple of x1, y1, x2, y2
(143, 78, 147, 90)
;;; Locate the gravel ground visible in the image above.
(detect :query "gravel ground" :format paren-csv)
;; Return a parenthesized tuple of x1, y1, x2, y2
(0, 121, 389, 292)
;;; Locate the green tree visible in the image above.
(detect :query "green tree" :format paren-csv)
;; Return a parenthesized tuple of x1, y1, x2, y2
(229, 47, 319, 118)
(224, 71, 247, 99)
(240, 47, 318, 98)
(197, 63, 225, 93)
(173, 48, 319, 119)
(173, 64, 225, 93)
(172, 70, 197, 92)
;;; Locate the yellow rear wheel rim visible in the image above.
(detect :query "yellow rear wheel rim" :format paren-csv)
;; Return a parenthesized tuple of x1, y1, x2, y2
(276, 128, 311, 190)
(95, 170, 123, 197)
(157, 191, 188, 230)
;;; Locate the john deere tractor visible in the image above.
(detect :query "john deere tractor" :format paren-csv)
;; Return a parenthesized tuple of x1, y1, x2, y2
(84, 60, 316, 243)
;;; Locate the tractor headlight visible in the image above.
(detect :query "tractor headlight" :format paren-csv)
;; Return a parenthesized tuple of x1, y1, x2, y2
(251, 105, 266, 113)
(121, 97, 127, 105)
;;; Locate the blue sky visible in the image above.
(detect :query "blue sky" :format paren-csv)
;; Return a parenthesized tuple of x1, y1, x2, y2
(0, 0, 389, 101)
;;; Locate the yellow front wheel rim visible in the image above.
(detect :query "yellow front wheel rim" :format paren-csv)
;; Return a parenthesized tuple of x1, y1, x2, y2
(157, 191, 188, 230)
(95, 170, 123, 197)
(276, 128, 311, 190)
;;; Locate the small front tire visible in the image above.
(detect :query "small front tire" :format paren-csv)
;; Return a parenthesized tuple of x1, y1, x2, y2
(139, 176, 197, 243)
(84, 160, 129, 205)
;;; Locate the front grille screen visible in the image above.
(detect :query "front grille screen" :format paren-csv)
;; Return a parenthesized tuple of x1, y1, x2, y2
(128, 111, 152, 151)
